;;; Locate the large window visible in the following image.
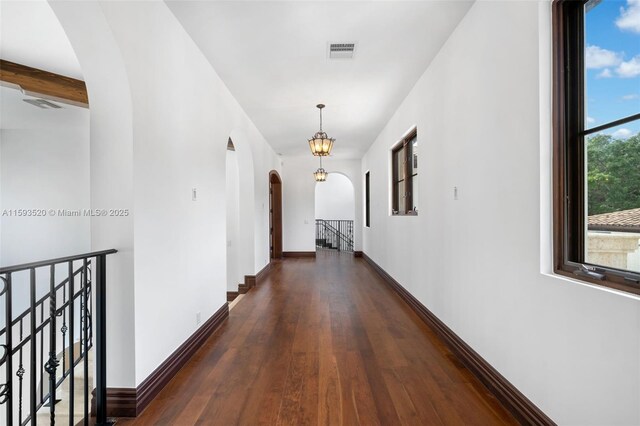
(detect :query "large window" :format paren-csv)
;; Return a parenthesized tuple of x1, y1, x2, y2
(554, 0, 640, 294)
(391, 129, 418, 215)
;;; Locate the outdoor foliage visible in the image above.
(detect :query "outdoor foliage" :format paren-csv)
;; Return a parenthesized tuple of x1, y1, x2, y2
(587, 132, 640, 215)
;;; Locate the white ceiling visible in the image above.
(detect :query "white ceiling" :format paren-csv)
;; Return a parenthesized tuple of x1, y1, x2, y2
(167, 1, 473, 158)
(0, 1, 472, 156)
(0, 0, 83, 80)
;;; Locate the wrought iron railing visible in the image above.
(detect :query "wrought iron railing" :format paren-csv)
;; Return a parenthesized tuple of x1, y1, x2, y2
(315, 219, 354, 252)
(0, 249, 116, 425)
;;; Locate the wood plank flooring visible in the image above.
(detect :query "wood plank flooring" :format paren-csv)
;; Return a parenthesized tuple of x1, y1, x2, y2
(120, 251, 517, 425)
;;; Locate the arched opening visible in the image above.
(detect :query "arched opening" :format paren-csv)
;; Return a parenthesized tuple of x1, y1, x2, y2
(226, 138, 242, 294)
(315, 172, 355, 252)
(0, 2, 90, 269)
(1, 1, 99, 423)
(269, 171, 283, 259)
(227, 129, 257, 275)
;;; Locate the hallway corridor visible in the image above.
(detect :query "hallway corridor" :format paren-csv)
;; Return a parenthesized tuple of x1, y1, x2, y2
(122, 252, 517, 425)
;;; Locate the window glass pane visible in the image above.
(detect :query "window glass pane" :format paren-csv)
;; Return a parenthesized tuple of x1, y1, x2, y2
(585, 0, 640, 130)
(395, 145, 405, 182)
(586, 120, 640, 272)
(409, 137, 418, 176)
(409, 137, 418, 213)
(411, 175, 418, 213)
(392, 150, 398, 180)
(397, 180, 405, 214)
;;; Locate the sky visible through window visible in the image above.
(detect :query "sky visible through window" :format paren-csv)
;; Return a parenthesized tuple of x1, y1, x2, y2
(586, 0, 640, 136)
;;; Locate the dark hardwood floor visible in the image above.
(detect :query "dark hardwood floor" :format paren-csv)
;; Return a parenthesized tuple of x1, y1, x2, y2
(120, 251, 517, 425)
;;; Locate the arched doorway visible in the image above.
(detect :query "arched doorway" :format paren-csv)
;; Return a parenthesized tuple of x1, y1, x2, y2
(226, 138, 241, 292)
(269, 171, 282, 259)
(315, 172, 355, 252)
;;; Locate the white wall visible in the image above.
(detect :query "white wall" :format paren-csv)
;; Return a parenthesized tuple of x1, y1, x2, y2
(0, 128, 90, 267)
(0, 135, 2, 264)
(283, 155, 362, 252)
(315, 173, 355, 221)
(630, 245, 640, 272)
(226, 148, 242, 291)
(51, 0, 280, 387)
(361, 2, 640, 425)
(0, 126, 91, 319)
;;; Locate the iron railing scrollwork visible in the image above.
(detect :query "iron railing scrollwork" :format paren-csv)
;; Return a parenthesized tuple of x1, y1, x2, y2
(315, 219, 354, 252)
(0, 249, 116, 425)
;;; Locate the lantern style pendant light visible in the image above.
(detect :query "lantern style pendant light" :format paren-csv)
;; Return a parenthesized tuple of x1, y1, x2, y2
(308, 104, 335, 156)
(314, 156, 327, 182)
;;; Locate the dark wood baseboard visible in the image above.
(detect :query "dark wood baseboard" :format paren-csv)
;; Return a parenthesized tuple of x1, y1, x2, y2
(243, 275, 256, 290)
(255, 262, 272, 284)
(354, 251, 363, 258)
(102, 303, 229, 418)
(282, 251, 316, 258)
(360, 253, 555, 426)
(238, 282, 250, 294)
(91, 387, 137, 418)
(230, 262, 272, 300)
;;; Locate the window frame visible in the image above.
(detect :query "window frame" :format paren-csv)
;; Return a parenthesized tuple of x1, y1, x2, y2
(391, 128, 418, 216)
(365, 171, 371, 227)
(553, 0, 640, 295)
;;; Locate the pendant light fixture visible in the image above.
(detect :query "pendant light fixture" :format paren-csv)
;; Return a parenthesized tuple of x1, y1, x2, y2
(314, 156, 327, 182)
(308, 104, 335, 156)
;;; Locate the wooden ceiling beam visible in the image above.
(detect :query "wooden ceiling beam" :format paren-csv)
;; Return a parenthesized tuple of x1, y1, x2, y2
(0, 59, 88, 108)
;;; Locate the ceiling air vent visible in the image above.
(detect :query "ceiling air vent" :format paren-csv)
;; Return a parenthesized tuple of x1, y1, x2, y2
(23, 98, 62, 109)
(329, 42, 356, 59)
